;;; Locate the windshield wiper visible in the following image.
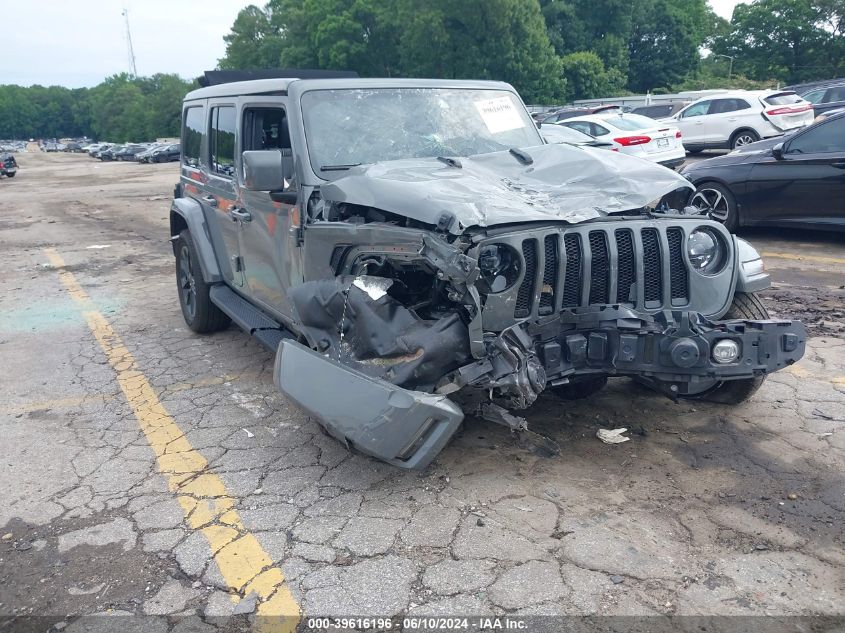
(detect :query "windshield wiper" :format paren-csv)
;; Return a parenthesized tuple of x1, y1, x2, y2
(437, 156, 462, 168)
(320, 163, 361, 171)
(509, 147, 534, 165)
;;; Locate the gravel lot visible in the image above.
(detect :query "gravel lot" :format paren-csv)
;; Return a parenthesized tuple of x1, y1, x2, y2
(1, 152, 843, 631)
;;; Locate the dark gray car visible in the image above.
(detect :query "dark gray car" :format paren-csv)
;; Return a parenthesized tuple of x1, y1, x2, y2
(169, 77, 806, 469)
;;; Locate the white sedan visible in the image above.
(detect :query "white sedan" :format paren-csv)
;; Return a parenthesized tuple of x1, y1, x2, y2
(558, 113, 686, 169)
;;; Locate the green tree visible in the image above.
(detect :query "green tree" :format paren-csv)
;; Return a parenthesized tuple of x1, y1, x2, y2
(539, 0, 634, 78)
(559, 51, 625, 100)
(219, 5, 284, 69)
(713, 0, 844, 83)
(218, 0, 565, 103)
(398, 0, 565, 102)
(627, 0, 715, 92)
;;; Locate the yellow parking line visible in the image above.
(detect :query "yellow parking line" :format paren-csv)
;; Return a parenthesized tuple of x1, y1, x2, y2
(44, 249, 300, 632)
(762, 251, 845, 266)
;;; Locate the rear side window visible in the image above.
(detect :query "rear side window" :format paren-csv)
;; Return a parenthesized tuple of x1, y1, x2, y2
(210, 106, 237, 177)
(711, 99, 751, 114)
(787, 116, 845, 154)
(183, 106, 204, 168)
(764, 92, 803, 106)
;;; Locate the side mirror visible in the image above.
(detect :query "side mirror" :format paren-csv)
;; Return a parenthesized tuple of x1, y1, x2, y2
(242, 150, 293, 191)
(772, 142, 784, 160)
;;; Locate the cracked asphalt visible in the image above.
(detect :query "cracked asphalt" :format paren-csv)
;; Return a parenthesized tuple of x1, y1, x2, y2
(1, 152, 844, 631)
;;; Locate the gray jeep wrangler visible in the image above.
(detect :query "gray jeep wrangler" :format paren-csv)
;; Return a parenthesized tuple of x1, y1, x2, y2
(170, 77, 806, 469)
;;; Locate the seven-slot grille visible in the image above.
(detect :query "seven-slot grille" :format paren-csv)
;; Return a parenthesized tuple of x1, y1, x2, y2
(514, 226, 689, 317)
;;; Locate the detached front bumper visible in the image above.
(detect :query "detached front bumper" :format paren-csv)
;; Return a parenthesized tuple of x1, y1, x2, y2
(274, 340, 464, 470)
(530, 307, 807, 394)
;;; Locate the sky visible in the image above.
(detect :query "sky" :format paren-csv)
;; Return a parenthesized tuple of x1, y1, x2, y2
(2, 0, 748, 89)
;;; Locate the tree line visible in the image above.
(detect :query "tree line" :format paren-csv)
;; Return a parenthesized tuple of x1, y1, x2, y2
(220, 0, 845, 101)
(0, 74, 195, 141)
(2, 0, 845, 140)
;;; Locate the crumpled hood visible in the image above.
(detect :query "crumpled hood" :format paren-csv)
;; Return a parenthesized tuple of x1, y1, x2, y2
(320, 143, 693, 234)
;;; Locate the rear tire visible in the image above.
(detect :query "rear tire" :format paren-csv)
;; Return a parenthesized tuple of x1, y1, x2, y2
(175, 229, 231, 334)
(550, 376, 608, 400)
(685, 292, 769, 405)
(730, 129, 759, 149)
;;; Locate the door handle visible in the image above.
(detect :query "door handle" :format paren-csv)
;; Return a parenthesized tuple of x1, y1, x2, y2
(229, 207, 252, 222)
(202, 195, 218, 207)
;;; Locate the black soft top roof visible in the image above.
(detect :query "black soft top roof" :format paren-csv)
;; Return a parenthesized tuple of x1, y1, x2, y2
(198, 69, 358, 88)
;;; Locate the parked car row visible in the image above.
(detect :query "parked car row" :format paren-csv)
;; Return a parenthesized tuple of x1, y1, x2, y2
(84, 142, 180, 163)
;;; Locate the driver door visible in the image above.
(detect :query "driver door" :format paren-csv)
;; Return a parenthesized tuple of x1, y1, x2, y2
(676, 100, 712, 147)
(236, 100, 302, 321)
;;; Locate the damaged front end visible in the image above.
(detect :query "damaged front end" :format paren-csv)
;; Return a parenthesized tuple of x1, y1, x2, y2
(273, 219, 806, 469)
(271, 146, 807, 469)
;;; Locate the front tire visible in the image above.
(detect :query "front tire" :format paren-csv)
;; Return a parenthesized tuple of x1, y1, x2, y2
(686, 292, 769, 405)
(689, 182, 739, 232)
(175, 229, 231, 333)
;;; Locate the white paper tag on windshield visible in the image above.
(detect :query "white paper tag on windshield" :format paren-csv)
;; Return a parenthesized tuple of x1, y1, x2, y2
(474, 97, 524, 134)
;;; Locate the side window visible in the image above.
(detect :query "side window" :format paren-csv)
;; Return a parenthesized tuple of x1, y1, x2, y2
(564, 121, 592, 136)
(242, 107, 290, 153)
(825, 86, 845, 103)
(682, 101, 710, 118)
(591, 123, 610, 136)
(182, 106, 204, 168)
(733, 99, 751, 111)
(802, 88, 826, 104)
(786, 117, 845, 154)
(710, 99, 731, 114)
(210, 106, 236, 177)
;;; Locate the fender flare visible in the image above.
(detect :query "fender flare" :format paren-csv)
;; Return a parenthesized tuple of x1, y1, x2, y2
(170, 197, 222, 284)
(734, 237, 770, 293)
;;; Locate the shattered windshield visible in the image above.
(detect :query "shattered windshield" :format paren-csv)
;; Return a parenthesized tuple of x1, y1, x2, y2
(301, 88, 543, 174)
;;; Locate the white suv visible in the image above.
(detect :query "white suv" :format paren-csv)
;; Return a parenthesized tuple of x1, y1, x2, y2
(665, 90, 814, 152)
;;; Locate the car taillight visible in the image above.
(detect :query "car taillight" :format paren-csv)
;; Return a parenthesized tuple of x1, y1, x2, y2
(675, 130, 682, 138)
(613, 135, 651, 146)
(765, 104, 812, 115)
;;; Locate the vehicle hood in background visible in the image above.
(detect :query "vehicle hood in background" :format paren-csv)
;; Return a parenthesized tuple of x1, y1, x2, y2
(320, 143, 693, 234)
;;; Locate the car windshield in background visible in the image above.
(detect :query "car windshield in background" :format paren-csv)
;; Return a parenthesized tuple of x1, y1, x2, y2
(301, 88, 542, 173)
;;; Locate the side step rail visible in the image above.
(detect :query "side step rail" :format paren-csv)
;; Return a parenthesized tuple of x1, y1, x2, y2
(209, 285, 295, 352)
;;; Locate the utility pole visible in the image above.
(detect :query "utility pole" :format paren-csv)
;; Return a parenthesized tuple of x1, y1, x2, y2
(122, 8, 138, 77)
(716, 54, 734, 80)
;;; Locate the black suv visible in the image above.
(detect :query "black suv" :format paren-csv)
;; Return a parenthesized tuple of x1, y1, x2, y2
(170, 77, 806, 469)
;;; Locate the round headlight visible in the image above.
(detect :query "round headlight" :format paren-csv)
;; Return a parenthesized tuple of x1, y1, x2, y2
(687, 228, 726, 275)
(477, 244, 520, 294)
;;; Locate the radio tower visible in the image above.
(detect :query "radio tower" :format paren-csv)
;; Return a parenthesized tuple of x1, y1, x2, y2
(122, 8, 138, 77)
